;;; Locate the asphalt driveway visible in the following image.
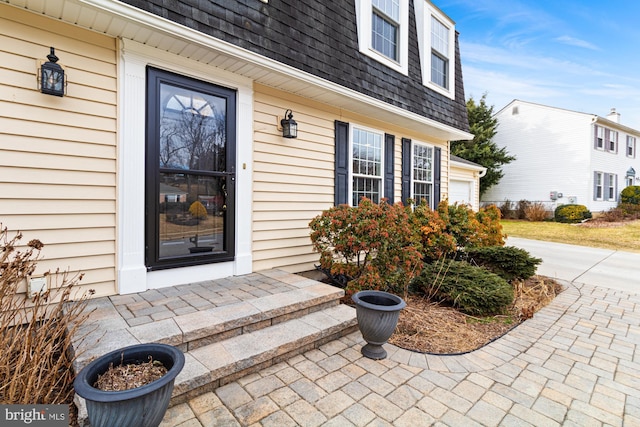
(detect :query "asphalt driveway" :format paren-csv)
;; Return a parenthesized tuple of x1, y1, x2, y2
(507, 237, 640, 293)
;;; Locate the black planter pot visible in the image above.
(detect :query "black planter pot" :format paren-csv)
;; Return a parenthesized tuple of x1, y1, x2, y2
(352, 290, 406, 360)
(74, 343, 185, 427)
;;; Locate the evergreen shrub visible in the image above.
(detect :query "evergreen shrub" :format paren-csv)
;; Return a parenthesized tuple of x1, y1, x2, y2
(462, 246, 541, 282)
(415, 260, 514, 316)
(554, 204, 592, 223)
(620, 185, 640, 205)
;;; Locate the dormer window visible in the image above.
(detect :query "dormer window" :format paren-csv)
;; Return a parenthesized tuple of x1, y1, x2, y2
(355, 0, 409, 75)
(415, 1, 456, 99)
(372, 0, 400, 61)
(430, 16, 450, 89)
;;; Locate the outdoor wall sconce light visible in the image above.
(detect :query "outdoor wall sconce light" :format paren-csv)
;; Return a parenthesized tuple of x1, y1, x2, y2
(281, 109, 298, 138)
(39, 47, 65, 97)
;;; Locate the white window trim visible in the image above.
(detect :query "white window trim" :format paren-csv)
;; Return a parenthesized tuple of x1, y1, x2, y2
(355, 0, 409, 75)
(415, 0, 456, 99)
(411, 140, 435, 208)
(349, 124, 386, 206)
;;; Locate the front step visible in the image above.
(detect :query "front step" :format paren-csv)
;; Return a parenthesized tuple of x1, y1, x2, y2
(172, 303, 356, 404)
(72, 270, 358, 424)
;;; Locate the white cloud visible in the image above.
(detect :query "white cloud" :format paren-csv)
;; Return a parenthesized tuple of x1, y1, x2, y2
(555, 35, 600, 50)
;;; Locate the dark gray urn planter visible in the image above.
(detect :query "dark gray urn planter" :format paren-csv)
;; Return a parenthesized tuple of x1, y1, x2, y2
(73, 343, 185, 427)
(352, 290, 406, 360)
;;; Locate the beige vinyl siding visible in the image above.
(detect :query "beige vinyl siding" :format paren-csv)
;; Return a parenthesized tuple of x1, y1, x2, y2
(253, 86, 335, 272)
(0, 4, 117, 297)
(253, 84, 448, 273)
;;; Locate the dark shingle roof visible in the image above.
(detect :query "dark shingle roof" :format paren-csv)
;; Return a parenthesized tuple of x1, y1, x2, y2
(120, 0, 469, 132)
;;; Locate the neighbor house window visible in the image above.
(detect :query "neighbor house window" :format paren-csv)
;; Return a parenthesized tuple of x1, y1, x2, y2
(412, 142, 434, 206)
(594, 172, 603, 199)
(608, 130, 618, 152)
(415, 1, 456, 98)
(145, 67, 236, 270)
(351, 127, 384, 206)
(607, 173, 617, 200)
(355, 0, 409, 75)
(596, 126, 604, 149)
(627, 135, 636, 158)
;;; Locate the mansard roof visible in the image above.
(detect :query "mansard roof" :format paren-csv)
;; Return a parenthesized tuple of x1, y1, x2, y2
(121, 0, 469, 133)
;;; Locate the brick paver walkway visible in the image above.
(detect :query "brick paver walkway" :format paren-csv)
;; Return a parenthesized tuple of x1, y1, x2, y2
(158, 281, 640, 426)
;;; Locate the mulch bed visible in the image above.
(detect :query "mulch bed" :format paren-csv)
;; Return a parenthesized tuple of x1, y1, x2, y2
(389, 275, 563, 354)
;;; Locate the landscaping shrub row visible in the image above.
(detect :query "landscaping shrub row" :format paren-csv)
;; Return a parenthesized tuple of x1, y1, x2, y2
(310, 199, 542, 316)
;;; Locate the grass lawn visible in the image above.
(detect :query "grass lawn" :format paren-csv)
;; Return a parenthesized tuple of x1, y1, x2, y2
(501, 219, 640, 253)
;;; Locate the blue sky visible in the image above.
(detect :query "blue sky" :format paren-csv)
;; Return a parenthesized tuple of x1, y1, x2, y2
(437, 0, 640, 130)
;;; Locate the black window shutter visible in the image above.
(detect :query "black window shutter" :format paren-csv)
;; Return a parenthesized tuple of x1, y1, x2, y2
(401, 138, 412, 205)
(384, 133, 395, 202)
(434, 147, 441, 208)
(334, 121, 349, 206)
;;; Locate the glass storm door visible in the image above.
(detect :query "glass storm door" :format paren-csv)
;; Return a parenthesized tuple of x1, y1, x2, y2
(145, 67, 236, 270)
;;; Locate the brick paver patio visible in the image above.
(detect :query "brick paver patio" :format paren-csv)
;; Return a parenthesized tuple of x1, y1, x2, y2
(158, 280, 640, 426)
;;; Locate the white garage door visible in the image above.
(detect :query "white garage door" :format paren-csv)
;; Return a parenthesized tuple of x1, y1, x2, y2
(450, 180, 472, 206)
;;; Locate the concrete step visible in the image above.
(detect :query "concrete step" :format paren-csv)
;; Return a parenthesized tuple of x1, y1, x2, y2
(72, 271, 358, 424)
(171, 303, 357, 404)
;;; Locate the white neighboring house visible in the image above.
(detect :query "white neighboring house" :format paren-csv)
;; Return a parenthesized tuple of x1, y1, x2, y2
(449, 155, 486, 211)
(482, 100, 640, 212)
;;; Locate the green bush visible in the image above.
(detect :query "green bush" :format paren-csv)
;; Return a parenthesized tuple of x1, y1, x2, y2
(620, 186, 640, 205)
(415, 260, 513, 316)
(462, 246, 541, 282)
(554, 204, 592, 223)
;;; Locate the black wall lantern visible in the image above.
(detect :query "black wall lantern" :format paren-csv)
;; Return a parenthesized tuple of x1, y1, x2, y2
(281, 109, 298, 138)
(39, 47, 65, 97)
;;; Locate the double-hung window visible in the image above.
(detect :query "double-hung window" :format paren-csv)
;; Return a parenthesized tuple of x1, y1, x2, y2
(595, 126, 604, 149)
(607, 173, 617, 200)
(351, 127, 384, 206)
(371, 0, 400, 61)
(430, 16, 449, 89)
(594, 172, 603, 200)
(355, 0, 409, 75)
(415, 1, 455, 98)
(627, 135, 636, 158)
(608, 130, 618, 152)
(335, 121, 395, 207)
(412, 142, 434, 206)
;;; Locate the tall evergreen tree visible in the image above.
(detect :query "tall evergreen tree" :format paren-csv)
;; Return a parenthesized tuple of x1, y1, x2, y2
(452, 94, 515, 196)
